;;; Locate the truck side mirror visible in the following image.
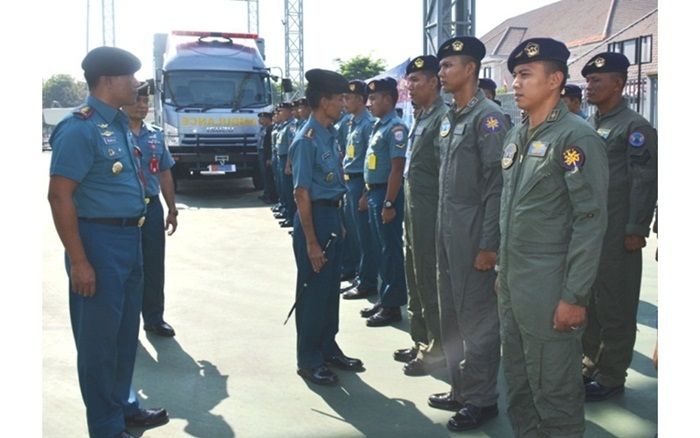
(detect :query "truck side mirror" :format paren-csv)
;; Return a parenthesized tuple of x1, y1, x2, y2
(282, 78, 294, 93)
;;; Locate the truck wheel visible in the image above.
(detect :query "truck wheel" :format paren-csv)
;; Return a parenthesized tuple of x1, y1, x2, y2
(252, 169, 264, 190)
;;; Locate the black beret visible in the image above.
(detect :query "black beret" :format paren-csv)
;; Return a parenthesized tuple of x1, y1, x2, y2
(437, 36, 485, 61)
(562, 84, 583, 99)
(294, 97, 308, 106)
(347, 80, 368, 96)
(258, 111, 273, 118)
(137, 78, 155, 96)
(305, 68, 349, 94)
(507, 37, 570, 73)
(406, 55, 440, 75)
(82, 46, 141, 80)
(367, 77, 397, 94)
(581, 52, 630, 77)
(478, 78, 497, 91)
(277, 102, 293, 109)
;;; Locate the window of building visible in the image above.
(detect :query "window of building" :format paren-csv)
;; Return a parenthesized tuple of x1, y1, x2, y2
(607, 35, 652, 65)
(481, 66, 492, 79)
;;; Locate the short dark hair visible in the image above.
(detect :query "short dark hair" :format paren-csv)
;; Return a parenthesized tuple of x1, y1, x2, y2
(306, 86, 335, 109)
(377, 89, 398, 106)
(85, 74, 99, 90)
(419, 70, 442, 91)
(459, 55, 481, 80)
(613, 71, 628, 85)
(542, 60, 568, 90)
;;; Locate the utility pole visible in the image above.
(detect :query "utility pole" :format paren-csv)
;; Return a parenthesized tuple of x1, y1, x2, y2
(229, 0, 259, 34)
(423, 0, 475, 56)
(86, 0, 115, 51)
(284, 0, 304, 98)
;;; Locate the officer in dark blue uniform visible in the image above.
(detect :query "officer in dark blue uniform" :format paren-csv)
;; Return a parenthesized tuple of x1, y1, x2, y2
(290, 68, 364, 386)
(360, 77, 409, 327)
(562, 84, 587, 118)
(257, 111, 276, 204)
(276, 102, 297, 227)
(48, 46, 168, 438)
(122, 80, 178, 338)
(294, 97, 311, 130)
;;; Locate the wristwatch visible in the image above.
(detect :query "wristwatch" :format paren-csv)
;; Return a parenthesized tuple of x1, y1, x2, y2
(383, 200, 394, 209)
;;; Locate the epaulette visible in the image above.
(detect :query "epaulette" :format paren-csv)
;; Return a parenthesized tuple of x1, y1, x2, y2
(145, 122, 163, 132)
(304, 128, 315, 139)
(73, 105, 94, 120)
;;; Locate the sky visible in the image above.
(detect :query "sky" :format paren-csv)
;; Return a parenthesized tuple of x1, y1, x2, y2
(40, 0, 559, 82)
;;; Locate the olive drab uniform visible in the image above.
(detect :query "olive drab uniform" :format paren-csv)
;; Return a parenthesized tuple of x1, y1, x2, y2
(436, 89, 506, 406)
(582, 98, 658, 387)
(498, 100, 609, 436)
(404, 95, 448, 364)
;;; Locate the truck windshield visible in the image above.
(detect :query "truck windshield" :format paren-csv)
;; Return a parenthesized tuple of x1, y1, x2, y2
(164, 70, 271, 109)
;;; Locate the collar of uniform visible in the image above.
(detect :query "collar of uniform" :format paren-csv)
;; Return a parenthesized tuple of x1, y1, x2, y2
(377, 109, 398, 127)
(420, 95, 445, 119)
(452, 88, 483, 117)
(545, 100, 568, 124)
(87, 95, 122, 125)
(307, 115, 334, 142)
(351, 108, 372, 125)
(595, 96, 629, 122)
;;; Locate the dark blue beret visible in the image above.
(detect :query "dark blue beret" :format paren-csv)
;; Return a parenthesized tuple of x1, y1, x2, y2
(437, 36, 485, 62)
(347, 80, 368, 96)
(581, 52, 630, 77)
(293, 97, 308, 107)
(258, 111, 273, 118)
(137, 78, 155, 96)
(478, 78, 498, 91)
(82, 46, 141, 80)
(367, 77, 397, 94)
(277, 102, 293, 110)
(507, 38, 570, 73)
(406, 55, 440, 75)
(305, 68, 349, 94)
(562, 84, 583, 99)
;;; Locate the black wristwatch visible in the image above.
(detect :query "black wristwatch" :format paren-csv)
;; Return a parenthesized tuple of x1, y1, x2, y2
(383, 200, 394, 209)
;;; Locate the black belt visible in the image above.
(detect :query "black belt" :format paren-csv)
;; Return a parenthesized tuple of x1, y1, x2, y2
(312, 198, 344, 208)
(345, 173, 363, 180)
(79, 217, 145, 227)
(365, 183, 388, 190)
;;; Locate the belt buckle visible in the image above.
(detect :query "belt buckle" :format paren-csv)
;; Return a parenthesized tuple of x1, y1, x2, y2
(344, 174, 350, 182)
(145, 197, 150, 205)
(137, 216, 145, 227)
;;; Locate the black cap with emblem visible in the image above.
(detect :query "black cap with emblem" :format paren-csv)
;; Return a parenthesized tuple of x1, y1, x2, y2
(437, 36, 485, 62)
(581, 52, 630, 77)
(82, 46, 141, 83)
(294, 97, 308, 107)
(406, 55, 440, 75)
(562, 84, 583, 99)
(507, 37, 570, 73)
(137, 78, 155, 96)
(305, 68, 350, 94)
(478, 78, 497, 92)
(367, 77, 397, 94)
(347, 80, 368, 96)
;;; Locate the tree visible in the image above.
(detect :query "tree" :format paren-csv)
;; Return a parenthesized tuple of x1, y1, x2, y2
(42, 74, 88, 108)
(335, 55, 387, 81)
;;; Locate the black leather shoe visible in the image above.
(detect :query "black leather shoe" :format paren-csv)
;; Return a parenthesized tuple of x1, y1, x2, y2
(366, 307, 401, 327)
(143, 322, 175, 337)
(340, 272, 357, 282)
(342, 287, 377, 300)
(125, 407, 169, 428)
(325, 354, 365, 372)
(273, 212, 286, 219)
(279, 220, 293, 228)
(428, 392, 463, 412)
(360, 302, 381, 318)
(585, 381, 624, 402)
(403, 358, 445, 376)
(297, 365, 339, 386)
(447, 403, 498, 431)
(393, 347, 418, 363)
(271, 204, 282, 212)
(115, 431, 135, 438)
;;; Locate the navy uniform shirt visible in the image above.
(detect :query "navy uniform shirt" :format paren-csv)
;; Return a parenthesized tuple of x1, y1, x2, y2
(335, 112, 352, 155)
(342, 109, 374, 175)
(364, 109, 408, 184)
(276, 119, 297, 156)
(133, 123, 175, 197)
(49, 95, 146, 217)
(290, 116, 347, 201)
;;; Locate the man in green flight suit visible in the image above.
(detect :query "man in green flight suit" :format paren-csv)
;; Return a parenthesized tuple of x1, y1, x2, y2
(581, 52, 658, 401)
(393, 55, 447, 377)
(498, 38, 609, 436)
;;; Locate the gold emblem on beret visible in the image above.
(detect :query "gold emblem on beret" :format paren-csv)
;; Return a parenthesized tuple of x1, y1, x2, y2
(349, 83, 356, 91)
(368, 82, 376, 91)
(594, 57, 606, 68)
(414, 57, 424, 68)
(524, 42, 540, 58)
(111, 161, 123, 175)
(452, 40, 464, 52)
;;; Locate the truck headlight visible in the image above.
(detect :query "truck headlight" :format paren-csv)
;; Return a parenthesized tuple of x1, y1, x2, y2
(164, 123, 179, 147)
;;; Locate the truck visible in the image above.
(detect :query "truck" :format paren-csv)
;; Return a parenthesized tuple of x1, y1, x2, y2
(152, 30, 285, 191)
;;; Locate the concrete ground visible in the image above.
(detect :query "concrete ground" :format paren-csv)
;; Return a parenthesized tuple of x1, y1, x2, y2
(42, 152, 657, 437)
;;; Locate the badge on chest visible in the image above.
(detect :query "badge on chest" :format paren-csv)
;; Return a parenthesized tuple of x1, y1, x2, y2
(502, 143, 518, 169)
(526, 141, 549, 157)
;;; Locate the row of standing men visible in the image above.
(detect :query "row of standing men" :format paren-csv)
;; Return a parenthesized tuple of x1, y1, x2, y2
(269, 34, 657, 436)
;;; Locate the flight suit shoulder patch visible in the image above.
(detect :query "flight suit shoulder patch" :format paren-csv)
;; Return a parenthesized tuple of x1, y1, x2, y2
(481, 112, 504, 134)
(561, 145, 585, 171)
(628, 130, 646, 148)
(73, 105, 94, 120)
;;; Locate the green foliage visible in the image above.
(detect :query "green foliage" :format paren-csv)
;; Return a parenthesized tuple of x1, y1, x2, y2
(42, 74, 88, 108)
(335, 55, 387, 81)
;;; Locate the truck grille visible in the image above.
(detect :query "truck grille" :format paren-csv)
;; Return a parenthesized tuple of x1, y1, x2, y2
(179, 133, 257, 152)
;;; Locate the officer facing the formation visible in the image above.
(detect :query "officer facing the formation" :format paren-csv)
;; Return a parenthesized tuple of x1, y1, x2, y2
(562, 84, 587, 118)
(499, 38, 608, 436)
(428, 37, 506, 432)
(360, 77, 409, 327)
(581, 52, 658, 401)
(121, 80, 178, 338)
(48, 46, 168, 438)
(395, 55, 447, 377)
(289, 68, 364, 386)
(276, 102, 297, 227)
(340, 80, 380, 300)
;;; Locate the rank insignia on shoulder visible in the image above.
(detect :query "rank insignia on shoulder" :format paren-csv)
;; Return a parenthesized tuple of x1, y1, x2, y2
(502, 143, 518, 169)
(597, 128, 611, 140)
(440, 116, 451, 137)
(97, 123, 109, 129)
(392, 126, 405, 142)
(74, 106, 93, 119)
(628, 131, 646, 148)
(101, 130, 114, 137)
(305, 128, 315, 139)
(547, 109, 560, 122)
(561, 146, 585, 170)
(481, 113, 503, 134)
(526, 141, 549, 157)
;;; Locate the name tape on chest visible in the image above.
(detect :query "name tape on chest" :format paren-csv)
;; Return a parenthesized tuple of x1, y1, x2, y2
(596, 128, 611, 140)
(526, 141, 549, 157)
